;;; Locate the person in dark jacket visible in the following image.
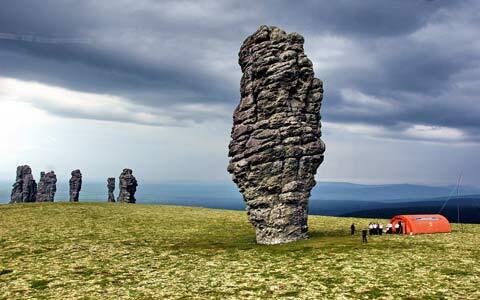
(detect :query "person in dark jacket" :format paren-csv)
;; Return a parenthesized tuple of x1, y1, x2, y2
(351, 223, 355, 235)
(395, 222, 402, 234)
(362, 229, 368, 243)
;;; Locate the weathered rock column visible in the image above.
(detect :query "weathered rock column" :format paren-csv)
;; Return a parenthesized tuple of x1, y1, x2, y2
(117, 169, 137, 203)
(107, 177, 116, 202)
(37, 171, 57, 202)
(227, 25, 325, 244)
(69, 169, 82, 202)
(10, 165, 37, 203)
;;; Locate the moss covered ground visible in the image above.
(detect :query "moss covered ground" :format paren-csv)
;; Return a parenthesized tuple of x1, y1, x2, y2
(0, 202, 479, 299)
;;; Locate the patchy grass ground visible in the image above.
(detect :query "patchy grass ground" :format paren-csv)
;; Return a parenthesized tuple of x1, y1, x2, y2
(0, 203, 479, 299)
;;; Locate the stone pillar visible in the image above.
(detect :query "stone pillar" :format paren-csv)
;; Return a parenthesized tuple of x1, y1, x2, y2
(227, 26, 325, 244)
(69, 169, 82, 202)
(37, 171, 57, 202)
(10, 165, 37, 203)
(107, 177, 116, 202)
(117, 169, 137, 203)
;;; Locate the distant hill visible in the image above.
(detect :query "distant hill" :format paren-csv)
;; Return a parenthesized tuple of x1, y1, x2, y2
(312, 182, 480, 201)
(1, 181, 480, 223)
(1, 180, 479, 203)
(340, 195, 480, 224)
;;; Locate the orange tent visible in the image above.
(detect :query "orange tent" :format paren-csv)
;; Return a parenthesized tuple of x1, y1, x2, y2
(390, 214, 452, 235)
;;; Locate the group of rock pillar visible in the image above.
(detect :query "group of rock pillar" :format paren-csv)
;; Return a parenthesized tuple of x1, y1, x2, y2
(9, 166, 138, 204)
(107, 169, 138, 203)
(9, 165, 80, 203)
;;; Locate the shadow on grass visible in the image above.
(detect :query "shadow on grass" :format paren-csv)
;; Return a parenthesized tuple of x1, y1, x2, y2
(0, 269, 13, 276)
(159, 227, 448, 256)
(30, 279, 51, 290)
(160, 228, 361, 253)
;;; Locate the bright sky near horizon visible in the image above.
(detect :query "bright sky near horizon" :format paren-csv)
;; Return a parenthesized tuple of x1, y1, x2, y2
(0, 0, 479, 186)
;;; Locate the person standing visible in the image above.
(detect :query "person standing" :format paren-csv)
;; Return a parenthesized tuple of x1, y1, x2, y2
(351, 223, 356, 236)
(379, 223, 383, 235)
(395, 222, 400, 234)
(362, 229, 368, 243)
(386, 223, 392, 234)
(369, 223, 373, 235)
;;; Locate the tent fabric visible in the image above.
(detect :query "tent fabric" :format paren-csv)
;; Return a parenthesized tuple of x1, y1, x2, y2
(390, 214, 452, 235)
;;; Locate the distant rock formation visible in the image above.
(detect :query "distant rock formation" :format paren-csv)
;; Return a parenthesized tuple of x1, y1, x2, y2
(10, 165, 37, 203)
(36, 171, 57, 202)
(117, 169, 137, 203)
(107, 177, 116, 202)
(69, 169, 82, 202)
(227, 26, 325, 244)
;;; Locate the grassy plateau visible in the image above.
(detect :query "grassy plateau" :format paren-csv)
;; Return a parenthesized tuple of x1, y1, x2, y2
(0, 202, 479, 299)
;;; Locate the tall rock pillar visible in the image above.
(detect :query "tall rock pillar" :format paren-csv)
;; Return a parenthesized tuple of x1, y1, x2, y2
(10, 165, 37, 203)
(107, 177, 116, 202)
(69, 169, 82, 202)
(228, 26, 325, 244)
(117, 169, 137, 203)
(37, 171, 57, 202)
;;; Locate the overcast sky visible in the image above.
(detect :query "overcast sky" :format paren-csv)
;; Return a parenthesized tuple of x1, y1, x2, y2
(0, 0, 479, 186)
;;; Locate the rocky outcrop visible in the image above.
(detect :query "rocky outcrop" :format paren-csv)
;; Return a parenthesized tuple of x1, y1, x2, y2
(117, 169, 137, 203)
(227, 26, 325, 244)
(10, 165, 37, 203)
(107, 177, 115, 202)
(36, 171, 57, 202)
(69, 169, 82, 202)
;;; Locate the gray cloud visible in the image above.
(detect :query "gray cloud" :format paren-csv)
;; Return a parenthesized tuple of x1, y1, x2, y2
(0, 0, 479, 142)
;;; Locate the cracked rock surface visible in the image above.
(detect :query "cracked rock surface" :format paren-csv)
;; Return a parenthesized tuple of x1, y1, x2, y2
(117, 169, 137, 203)
(10, 165, 37, 203)
(228, 25, 325, 244)
(69, 169, 82, 202)
(37, 171, 57, 202)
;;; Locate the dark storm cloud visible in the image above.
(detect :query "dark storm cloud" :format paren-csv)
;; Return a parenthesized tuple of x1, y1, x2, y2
(254, 0, 458, 37)
(0, 0, 479, 141)
(0, 40, 234, 103)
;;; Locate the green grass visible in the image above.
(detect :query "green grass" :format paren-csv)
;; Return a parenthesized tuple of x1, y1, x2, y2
(0, 202, 479, 299)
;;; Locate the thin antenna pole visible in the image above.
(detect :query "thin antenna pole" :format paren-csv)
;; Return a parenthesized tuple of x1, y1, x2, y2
(456, 173, 463, 229)
(457, 203, 460, 223)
